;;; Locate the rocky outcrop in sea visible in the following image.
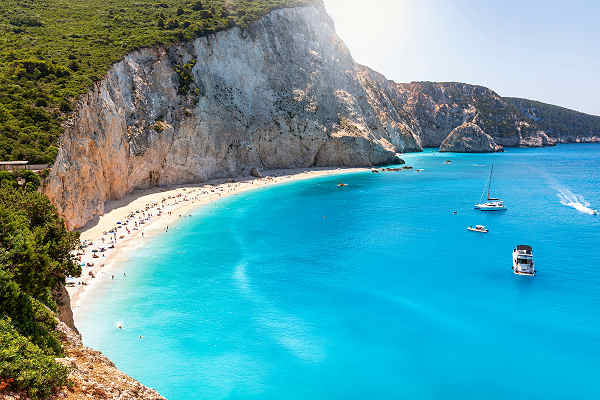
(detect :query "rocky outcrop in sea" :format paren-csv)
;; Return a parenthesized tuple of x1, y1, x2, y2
(439, 122, 503, 153)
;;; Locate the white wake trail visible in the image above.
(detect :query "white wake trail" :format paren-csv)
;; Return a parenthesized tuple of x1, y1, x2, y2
(556, 187, 598, 215)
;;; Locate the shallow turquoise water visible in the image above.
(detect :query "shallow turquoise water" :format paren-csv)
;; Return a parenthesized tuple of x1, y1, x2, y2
(79, 144, 600, 399)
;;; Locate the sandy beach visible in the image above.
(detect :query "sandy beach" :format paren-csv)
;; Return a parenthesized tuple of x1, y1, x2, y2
(68, 167, 367, 320)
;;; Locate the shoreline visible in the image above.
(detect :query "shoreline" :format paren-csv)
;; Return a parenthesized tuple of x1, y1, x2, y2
(68, 167, 367, 322)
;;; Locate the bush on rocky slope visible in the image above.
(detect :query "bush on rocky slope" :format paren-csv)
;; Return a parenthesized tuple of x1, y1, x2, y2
(0, 178, 80, 398)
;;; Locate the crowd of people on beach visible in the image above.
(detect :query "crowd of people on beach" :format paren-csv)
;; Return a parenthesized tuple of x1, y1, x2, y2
(65, 172, 318, 291)
(68, 183, 243, 287)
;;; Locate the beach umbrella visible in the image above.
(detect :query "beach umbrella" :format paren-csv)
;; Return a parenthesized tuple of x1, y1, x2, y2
(92, 249, 98, 253)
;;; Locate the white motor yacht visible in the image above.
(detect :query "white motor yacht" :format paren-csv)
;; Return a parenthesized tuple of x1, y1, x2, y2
(467, 225, 488, 233)
(512, 245, 535, 276)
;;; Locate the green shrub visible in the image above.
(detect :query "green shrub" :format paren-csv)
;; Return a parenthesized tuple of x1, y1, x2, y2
(0, 319, 69, 399)
(0, 170, 41, 191)
(58, 100, 72, 113)
(9, 15, 43, 28)
(0, 184, 80, 397)
(175, 60, 197, 96)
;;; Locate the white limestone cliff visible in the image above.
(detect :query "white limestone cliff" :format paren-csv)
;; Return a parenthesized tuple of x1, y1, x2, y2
(45, 5, 421, 229)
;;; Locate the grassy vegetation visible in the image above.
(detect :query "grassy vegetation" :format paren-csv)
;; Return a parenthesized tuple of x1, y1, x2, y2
(0, 174, 80, 398)
(505, 97, 600, 137)
(471, 93, 523, 138)
(0, 0, 315, 164)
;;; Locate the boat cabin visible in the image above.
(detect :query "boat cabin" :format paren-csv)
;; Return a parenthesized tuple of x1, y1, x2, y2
(515, 245, 532, 257)
(513, 245, 535, 276)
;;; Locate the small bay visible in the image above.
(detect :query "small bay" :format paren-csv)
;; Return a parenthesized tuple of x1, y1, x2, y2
(78, 144, 600, 399)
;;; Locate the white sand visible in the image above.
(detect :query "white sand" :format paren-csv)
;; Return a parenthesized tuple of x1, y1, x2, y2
(68, 167, 367, 320)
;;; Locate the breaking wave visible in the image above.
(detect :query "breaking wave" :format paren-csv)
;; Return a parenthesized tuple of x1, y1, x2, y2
(557, 188, 598, 215)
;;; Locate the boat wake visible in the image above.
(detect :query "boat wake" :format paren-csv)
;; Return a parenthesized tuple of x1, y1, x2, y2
(557, 188, 598, 215)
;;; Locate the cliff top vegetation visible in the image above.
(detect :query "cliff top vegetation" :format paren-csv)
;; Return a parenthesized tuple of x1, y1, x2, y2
(505, 97, 600, 137)
(0, 0, 316, 164)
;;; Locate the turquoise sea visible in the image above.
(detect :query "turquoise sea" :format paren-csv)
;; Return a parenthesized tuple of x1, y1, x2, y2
(78, 144, 600, 399)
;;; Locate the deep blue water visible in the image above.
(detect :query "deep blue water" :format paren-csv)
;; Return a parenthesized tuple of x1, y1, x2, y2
(78, 144, 600, 399)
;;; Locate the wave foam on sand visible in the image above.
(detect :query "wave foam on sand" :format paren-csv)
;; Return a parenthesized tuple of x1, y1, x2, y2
(556, 187, 598, 215)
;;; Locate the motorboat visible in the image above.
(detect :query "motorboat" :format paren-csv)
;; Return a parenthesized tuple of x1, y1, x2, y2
(512, 245, 535, 276)
(475, 163, 507, 211)
(467, 225, 488, 233)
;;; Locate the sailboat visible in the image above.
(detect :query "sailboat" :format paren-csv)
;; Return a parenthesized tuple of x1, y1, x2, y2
(474, 163, 507, 211)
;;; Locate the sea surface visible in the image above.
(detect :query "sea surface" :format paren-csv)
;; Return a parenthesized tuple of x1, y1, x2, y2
(78, 144, 600, 400)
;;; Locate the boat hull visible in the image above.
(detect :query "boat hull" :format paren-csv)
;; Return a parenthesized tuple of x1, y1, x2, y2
(474, 205, 507, 211)
(467, 227, 488, 233)
(513, 269, 535, 276)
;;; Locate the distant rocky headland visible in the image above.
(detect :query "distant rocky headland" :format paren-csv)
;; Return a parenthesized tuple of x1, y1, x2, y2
(393, 81, 600, 151)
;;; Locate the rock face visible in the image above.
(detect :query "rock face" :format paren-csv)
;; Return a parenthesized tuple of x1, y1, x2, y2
(389, 81, 550, 148)
(44, 5, 421, 230)
(391, 82, 521, 147)
(506, 97, 600, 143)
(388, 82, 600, 148)
(439, 122, 503, 153)
(3, 321, 164, 400)
(53, 284, 78, 333)
(54, 321, 164, 400)
(250, 167, 263, 178)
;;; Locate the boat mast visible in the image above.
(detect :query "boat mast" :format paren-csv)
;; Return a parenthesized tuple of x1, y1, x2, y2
(487, 163, 494, 200)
